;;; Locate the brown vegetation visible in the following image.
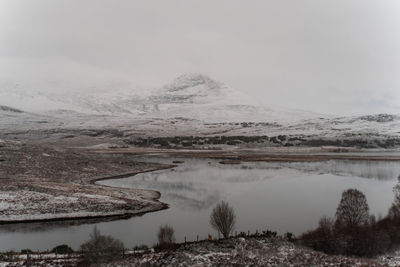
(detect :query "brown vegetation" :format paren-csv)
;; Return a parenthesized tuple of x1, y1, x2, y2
(80, 227, 125, 264)
(157, 225, 176, 246)
(210, 201, 236, 238)
(301, 184, 400, 257)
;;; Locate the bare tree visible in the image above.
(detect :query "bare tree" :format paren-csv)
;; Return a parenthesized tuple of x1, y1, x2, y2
(210, 200, 236, 238)
(318, 216, 334, 234)
(157, 224, 175, 245)
(335, 189, 369, 228)
(389, 176, 400, 219)
(80, 226, 125, 264)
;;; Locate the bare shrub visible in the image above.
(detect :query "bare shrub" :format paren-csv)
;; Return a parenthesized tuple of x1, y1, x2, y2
(284, 232, 295, 242)
(157, 224, 175, 245)
(335, 189, 369, 229)
(389, 176, 400, 220)
(319, 216, 334, 232)
(80, 226, 124, 264)
(210, 200, 236, 238)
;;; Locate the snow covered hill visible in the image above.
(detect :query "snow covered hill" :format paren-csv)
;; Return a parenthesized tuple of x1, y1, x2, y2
(0, 74, 322, 123)
(0, 74, 399, 148)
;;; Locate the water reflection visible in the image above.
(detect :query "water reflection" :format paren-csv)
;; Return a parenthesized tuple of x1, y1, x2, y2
(103, 159, 400, 212)
(0, 157, 399, 251)
(284, 160, 400, 180)
(0, 215, 133, 234)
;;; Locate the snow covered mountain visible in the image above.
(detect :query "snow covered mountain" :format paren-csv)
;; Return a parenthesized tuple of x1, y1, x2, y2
(1, 74, 399, 148)
(0, 74, 321, 123)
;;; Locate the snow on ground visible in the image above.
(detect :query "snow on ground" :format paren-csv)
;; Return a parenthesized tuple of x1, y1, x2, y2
(0, 181, 164, 222)
(1, 237, 398, 266)
(101, 237, 392, 266)
(1, 235, 400, 266)
(0, 252, 80, 266)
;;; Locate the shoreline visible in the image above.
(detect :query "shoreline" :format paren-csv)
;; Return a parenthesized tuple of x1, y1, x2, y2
(89, 164, 176, 185)
(0, 140, 179, 225)
(89, 147, 400, 162)
(2, 144, 400, 225)
(0, 205, 167, 225)
(0, 164, 176, 225)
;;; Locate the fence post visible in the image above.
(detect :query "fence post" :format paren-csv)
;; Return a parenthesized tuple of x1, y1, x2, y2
(197, 235, 199, 242)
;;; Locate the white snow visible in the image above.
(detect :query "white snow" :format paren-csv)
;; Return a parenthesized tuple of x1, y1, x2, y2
(0, 74, 321, 122)
(0, 73, 399, 145)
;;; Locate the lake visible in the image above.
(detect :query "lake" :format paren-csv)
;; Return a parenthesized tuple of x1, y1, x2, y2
(1, 155, 399, 251)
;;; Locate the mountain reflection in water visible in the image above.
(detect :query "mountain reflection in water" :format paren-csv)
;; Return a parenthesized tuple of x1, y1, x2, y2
(1, 156, 399, 251)
(105, 158, 400, 211)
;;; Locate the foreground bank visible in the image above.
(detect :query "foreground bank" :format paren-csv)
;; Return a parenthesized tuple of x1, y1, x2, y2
(1, 236, 400, 266)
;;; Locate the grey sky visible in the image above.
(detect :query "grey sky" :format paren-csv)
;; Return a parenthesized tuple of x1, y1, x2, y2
(1, 0, 399, 115)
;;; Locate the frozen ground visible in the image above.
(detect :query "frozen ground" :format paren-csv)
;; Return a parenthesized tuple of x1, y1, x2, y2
(0, 140, 171, 223)
(0, 182, 164, 223)
(2, 237, 399, 266)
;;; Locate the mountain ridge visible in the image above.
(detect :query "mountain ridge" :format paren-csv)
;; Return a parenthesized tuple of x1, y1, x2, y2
(0, 74, 320, 122)
(1, 74, 400, 147)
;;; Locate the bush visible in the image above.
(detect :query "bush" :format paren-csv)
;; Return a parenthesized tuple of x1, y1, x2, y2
(20, 249, 32, 254)
(237, 232, 247, 238)
(80, 227, 125, 264)
(157, 225, 175, 246)
(210, 201, 236, 239)
(300, 216, 337, 254)
(51, 244, 74, 254)
(389, 176, 400, 219)
(262, 230, 277, 238)
(284, 232, 295, 242)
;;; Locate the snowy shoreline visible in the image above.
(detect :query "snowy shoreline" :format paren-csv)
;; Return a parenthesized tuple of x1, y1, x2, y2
(0, 151, 175, 224)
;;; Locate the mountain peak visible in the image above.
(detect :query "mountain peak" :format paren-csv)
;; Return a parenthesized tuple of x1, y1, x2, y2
(164, 73, 220, 93)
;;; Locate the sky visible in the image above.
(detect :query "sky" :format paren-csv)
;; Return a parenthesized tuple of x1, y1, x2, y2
(0, 0, 399, 115)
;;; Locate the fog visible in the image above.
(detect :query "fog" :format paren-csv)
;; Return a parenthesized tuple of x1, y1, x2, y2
(1, 0, 399, 115)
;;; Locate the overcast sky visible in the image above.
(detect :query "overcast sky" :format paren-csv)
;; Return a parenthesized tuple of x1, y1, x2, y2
(1, 0, 399, 115)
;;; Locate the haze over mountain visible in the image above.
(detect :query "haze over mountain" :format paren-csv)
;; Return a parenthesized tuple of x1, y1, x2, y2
(2, 1, 400, 116)
(0, 74, 323, 123)
(1, 74, 399, 149)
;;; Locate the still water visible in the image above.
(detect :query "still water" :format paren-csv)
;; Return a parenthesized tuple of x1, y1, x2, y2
(1, 156, 399, 251)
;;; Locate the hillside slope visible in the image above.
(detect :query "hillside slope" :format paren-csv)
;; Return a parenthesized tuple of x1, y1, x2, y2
(0, 75, 399, 148)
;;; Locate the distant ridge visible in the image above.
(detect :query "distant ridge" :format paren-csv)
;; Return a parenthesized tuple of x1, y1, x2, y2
(0, 105, 23, 113)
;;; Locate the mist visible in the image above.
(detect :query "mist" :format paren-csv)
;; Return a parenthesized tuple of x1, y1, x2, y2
(1, 0, 400, 115)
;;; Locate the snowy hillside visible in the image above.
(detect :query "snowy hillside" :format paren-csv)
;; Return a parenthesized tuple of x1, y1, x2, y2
(0, 74, 400, 148)
(0, 74, 322, 123)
